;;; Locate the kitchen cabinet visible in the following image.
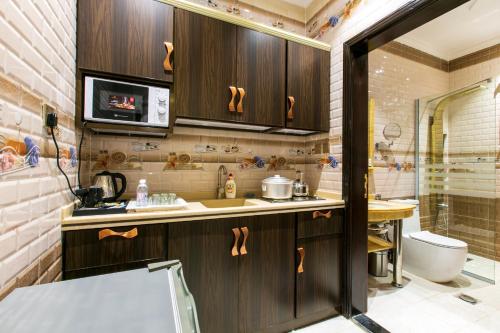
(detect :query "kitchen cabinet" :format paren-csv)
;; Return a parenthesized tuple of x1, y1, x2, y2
(174, 9, 286, 127)
(238, 214, 295, 332)
(77, 0, 174, 82)
(286, 42, 330, 132)
(296, 209, 343, 318)
(168, 214, 295, 333)
(63, 224, 167, 279)
(168, 218, 240, 333)
(296, 236, 342, 318)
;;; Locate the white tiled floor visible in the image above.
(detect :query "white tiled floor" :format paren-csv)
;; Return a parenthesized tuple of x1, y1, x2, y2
(365, 267, 500, 333)
(297, 265, 500, 333)
(463, 253, 498, 282)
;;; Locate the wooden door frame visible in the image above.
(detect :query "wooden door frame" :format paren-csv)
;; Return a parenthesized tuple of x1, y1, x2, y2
(342, 0, 469, 316)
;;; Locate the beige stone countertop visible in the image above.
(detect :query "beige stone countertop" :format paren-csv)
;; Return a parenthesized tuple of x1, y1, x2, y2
(61, 192, 344, 231)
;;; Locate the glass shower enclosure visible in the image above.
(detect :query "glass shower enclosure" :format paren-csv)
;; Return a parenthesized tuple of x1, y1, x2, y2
(416, 77, 498, 283)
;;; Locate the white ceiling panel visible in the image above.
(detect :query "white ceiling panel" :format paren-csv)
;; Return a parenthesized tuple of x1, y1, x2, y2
(397, 0, 500, 60)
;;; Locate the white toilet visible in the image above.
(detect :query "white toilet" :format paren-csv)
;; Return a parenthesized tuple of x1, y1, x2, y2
(389, 199, 468, 283)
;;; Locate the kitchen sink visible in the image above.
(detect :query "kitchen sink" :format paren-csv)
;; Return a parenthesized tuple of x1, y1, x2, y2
(199, 198, 257, 209)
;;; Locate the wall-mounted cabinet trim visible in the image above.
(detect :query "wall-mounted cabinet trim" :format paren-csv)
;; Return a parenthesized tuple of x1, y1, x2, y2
(155, 0, 331, 51)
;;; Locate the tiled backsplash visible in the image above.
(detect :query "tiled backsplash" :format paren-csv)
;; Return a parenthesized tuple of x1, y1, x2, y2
(81, 127, 334, 199)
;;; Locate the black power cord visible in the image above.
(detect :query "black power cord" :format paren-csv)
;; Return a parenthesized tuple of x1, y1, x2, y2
(47, 113, 82, 202)
(78, 121, 87, 189)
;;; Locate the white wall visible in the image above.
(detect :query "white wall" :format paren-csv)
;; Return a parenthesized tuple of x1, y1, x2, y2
(0, 0, 77, 299)
(313, 0, 414, 194)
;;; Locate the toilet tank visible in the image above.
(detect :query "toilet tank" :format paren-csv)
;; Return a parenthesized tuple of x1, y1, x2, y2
(389, 199, 420, 235)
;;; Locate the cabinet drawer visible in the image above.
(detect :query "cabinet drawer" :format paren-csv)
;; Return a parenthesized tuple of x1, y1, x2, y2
(64, 224, 167, 271)
(63, 259, 164, 280)
(297, 209, 343, 239)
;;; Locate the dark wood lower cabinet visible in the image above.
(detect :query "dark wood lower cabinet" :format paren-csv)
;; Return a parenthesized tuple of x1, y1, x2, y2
(296, 235, 342, 318)
(63, 224, 167, 279)
(168, 219, 240, 333)
(238, 214, 295, 333)
(63, 209, 344, 332)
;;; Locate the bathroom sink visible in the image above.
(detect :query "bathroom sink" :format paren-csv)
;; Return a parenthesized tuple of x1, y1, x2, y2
(368, 200, 415, 223)
(199, 198, 257, 209)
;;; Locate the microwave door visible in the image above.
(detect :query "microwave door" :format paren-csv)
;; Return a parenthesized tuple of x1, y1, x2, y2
(91, 79, 149, 125)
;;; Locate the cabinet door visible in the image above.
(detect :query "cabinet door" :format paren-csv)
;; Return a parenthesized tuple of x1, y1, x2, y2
(168, 219, 240, 333)
(174, 9, 237, 121)
(238, 214, 295, 332)
(286, 42, 330, 131)
(64, 224, 167, 271)
(296, 236, 342, 318)
(235, 28, 286, 127)
(78, 0, 174, 81)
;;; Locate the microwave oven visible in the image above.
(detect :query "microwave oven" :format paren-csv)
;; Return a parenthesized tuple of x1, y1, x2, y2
(83, 76, 170, 128)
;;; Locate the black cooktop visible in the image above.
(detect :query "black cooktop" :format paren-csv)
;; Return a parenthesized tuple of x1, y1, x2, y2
(259, 196, 325, 204)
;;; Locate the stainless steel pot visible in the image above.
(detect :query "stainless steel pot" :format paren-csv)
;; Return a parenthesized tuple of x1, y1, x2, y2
(261, 175, 293, 199)
(292, 171, 309, 197)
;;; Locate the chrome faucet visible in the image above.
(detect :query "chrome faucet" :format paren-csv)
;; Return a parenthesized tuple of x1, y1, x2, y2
(217, 165, 228, 199)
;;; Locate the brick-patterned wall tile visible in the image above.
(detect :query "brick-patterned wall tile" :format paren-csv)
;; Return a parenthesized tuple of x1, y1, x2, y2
(0, 0, 76, 296)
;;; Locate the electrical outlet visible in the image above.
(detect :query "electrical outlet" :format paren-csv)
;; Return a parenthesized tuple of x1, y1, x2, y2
(41, 103, 57, 135)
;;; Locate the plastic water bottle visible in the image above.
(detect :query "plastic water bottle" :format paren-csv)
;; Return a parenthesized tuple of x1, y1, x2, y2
(136, 179, 148, 206)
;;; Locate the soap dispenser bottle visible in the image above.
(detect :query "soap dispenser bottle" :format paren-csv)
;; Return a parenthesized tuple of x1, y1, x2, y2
(225, 173, 236, 199)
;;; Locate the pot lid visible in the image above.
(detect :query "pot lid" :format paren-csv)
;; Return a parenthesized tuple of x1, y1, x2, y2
(263, 175, 293, 184)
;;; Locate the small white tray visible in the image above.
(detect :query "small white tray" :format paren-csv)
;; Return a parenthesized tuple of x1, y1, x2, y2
(126, 198, 188, 212)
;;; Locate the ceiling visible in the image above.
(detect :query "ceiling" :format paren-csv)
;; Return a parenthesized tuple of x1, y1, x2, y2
(280, 0, 314, 7)
(396, 0, 500, 60)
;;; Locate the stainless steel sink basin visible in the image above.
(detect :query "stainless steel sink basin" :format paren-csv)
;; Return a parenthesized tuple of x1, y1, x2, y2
(199, 198, 256, 209)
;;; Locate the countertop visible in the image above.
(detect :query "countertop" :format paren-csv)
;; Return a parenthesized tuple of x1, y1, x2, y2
(61, 191, 344, 231)
(368, 200, 415, 223)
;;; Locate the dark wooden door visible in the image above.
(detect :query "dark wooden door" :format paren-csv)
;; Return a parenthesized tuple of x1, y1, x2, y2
(235, 28, 286, 127)
(77, 0, 174, 81)
(286, 42, 330, 131)
(174, 9, 237, 121)
(296, 236, 342, 318)
(238, 214, 295, 333)
(168, 219, 240, 333)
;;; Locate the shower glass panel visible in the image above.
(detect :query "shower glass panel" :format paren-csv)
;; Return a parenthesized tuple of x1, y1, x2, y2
(416, 78, 497, 284)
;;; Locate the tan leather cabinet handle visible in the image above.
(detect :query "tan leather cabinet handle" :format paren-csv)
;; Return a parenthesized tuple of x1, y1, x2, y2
(240, 227, 249, 255)
(312, 210, 332, 219)
(237, 88, 246, 113)
(98, 227, 138, 240)
(287, 96, 295, 120)
(229, 86, 237, 112)
(297, 247, 305, 273)
(231, 228, 241, 256)
(163, 42, 174, 71)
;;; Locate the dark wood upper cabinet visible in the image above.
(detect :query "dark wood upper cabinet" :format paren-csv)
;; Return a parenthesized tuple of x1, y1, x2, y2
(174, 9, 237, 121)
(174, 9, 285, 127)
(286, 42, 330, 131)
(77, 0, 174, 82)
(296, 236, 342, 318)
(168, 219, 240, 333)
(235, 28, 286, 127)
(238, 214, 295, 332)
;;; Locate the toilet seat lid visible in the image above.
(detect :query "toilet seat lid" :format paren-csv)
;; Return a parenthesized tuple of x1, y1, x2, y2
(409, 231, 467, 249)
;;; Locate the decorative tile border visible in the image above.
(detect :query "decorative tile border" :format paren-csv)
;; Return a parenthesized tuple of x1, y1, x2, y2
(380, 41, 449, 72)
(449, 44, 500, 72)
(380, 42, 500, 73)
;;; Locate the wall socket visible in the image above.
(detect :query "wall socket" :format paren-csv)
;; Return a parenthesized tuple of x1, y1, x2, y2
(41, 103, 57, 135)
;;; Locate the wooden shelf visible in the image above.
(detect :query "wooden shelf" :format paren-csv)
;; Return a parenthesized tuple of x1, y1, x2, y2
(368, 235, 393, 253)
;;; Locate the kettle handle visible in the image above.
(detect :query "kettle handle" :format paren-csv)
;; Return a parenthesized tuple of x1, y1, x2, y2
(111, 172, 127, 200)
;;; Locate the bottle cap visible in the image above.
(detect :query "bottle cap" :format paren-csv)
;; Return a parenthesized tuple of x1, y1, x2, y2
(139, 179, 146, 184)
